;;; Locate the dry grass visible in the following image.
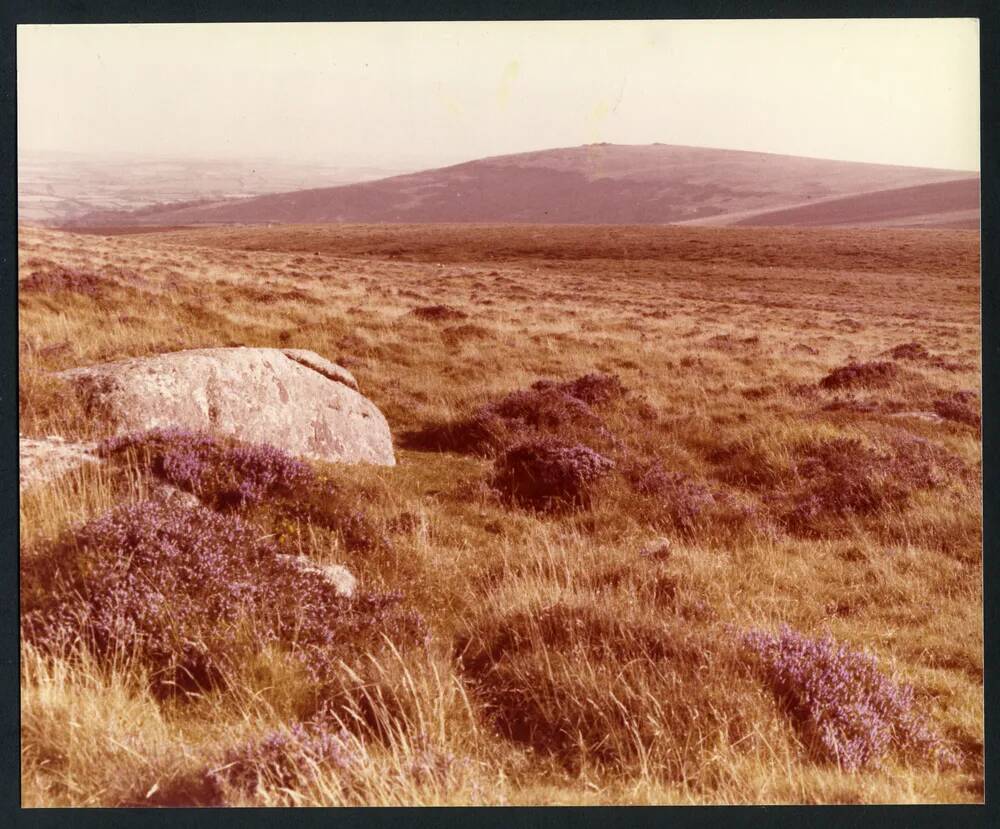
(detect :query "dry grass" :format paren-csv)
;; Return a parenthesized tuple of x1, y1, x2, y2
(18, 222, 982, 805)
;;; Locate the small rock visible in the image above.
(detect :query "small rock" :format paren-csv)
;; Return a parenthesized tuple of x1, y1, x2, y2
(277, 554, 356, 599)
(639, 537, 672, 561)
(150, 482, 203, 509)
(887, 411, 943, 422)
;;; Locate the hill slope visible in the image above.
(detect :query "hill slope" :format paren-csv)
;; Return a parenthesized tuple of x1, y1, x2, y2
(64, 143, 980, 228)
(720, 178, 981, 229)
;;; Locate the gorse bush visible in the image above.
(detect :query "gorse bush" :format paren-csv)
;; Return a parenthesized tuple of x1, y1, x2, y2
(741, 625, 956, 771)
(492, 438, 615, 511)
(21, 500, 428, 698)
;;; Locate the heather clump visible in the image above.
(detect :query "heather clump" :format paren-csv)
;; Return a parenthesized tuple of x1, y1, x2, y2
(889, 342, 930, 361)
(409, 304, 468, 321)
(774, 434, 967, 536)
(21, 500, 427, 698)
(100, 427, 313, 508)
(441, 323, 492, 348)
(887, 432, 970, 489)
(99, 428, 387, 549)
(19, 265, 115, 297)
(625, 460, 717, 532)
(530, 372, 626, 406)
(819, 361, 899, 390)
(742, 625, 956, 771)
(402, 410, 513, 456)
(708, 438, 788, 491)
(405, 373, 624, 457)
(492, 438, 615, 511)
(486, 386, 600, 432)
(781, 438, 908, 535)
(933, 392, 981, 429)
(207, 721, 361, 798)
(274, 480, 392, 553)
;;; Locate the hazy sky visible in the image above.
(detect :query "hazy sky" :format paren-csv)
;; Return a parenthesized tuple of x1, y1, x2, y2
(18, 20, 980, 171)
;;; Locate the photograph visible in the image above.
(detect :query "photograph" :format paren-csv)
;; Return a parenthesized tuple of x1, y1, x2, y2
(16, 19, 982, 807)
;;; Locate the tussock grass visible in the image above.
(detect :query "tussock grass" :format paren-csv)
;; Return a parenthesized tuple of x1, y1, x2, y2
(18, 223, 982, 804)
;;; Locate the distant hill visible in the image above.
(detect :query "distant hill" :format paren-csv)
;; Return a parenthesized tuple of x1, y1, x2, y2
(63, 143, 980, 229)
(725, 178, 980, 229)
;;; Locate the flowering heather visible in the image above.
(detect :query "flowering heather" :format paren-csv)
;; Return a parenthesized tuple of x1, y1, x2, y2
(625, 461, 717, 532)
(406, 734, 461, 787)
(741, 625, 956, 771)
(492, 438, 614, 511)
(100, 427, 314, 508)
(207, 721, 361, 796)
(101, 428, 388, 551)
(819, 361, 899, 390)
(21, 500, 428, 697)
(887, 432, 970, 489)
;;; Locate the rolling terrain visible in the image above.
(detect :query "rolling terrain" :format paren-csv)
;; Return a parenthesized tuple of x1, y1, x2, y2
(18, 151, 413, 224)
(726, 178, 981, 229)
(19, 222, 982, 805)
(60, 144, 980, 229)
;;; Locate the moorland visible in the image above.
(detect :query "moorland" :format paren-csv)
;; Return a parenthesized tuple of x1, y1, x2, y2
(18, 221, 982, 805)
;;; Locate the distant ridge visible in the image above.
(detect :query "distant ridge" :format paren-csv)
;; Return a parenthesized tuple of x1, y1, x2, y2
(65, 143, 980, 229)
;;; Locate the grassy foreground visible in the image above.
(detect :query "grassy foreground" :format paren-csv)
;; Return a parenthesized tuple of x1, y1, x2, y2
(18, 223, 982, 805)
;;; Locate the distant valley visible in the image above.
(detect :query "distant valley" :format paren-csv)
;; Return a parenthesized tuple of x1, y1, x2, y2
(18, 151, 414, 224)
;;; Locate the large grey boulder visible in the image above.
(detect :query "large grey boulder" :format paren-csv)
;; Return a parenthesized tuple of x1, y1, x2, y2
(58, 347, 395, 466)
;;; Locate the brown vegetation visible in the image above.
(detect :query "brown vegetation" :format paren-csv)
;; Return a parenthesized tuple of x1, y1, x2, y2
(19, 222, 981, 805)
